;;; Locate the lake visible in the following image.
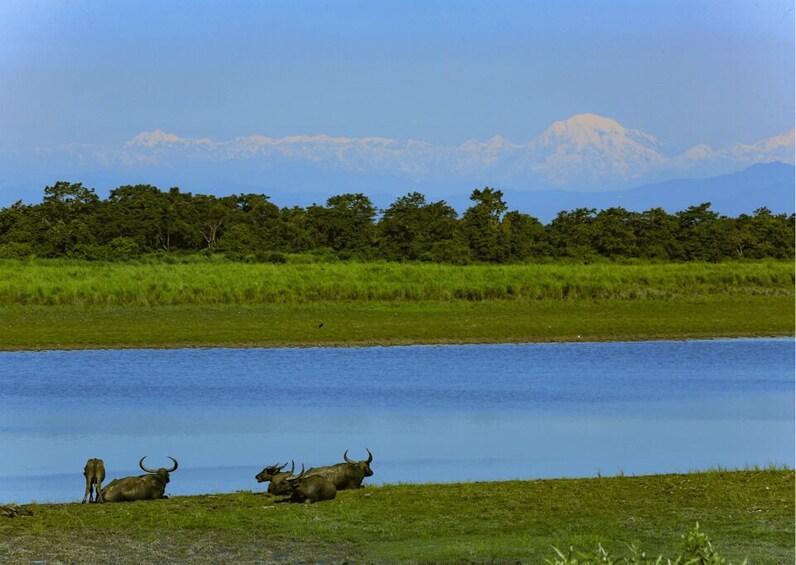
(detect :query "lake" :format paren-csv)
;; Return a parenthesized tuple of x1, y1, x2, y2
(0, 338, 793, 503)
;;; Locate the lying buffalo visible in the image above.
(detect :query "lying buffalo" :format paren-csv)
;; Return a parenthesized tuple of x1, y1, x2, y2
(101, 456, 178, 502)
(304, 449, 373, 490)
(255, 460, 295, 495)
(285, 464, 336, 503)
(82, 458, 105, 504)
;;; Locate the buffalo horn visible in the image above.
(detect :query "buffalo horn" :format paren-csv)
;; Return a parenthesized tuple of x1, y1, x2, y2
(344, 449, 372, 464)
(139, 456, 178, 473)
(139, 456, 156, 473)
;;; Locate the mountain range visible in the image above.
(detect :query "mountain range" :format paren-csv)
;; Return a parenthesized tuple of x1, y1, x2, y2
(1, 113, 793, 220)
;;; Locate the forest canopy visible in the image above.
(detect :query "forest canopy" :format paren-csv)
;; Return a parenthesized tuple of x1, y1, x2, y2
(0, 181, 792, 263)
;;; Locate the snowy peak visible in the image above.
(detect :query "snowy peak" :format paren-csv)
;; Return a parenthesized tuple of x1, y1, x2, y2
(535, 113, 662, 151)
(126, 129, 214, 148)
(528, 113, 665, 186)
(126, 129, 188, 147)
(66, 115, 794, 191)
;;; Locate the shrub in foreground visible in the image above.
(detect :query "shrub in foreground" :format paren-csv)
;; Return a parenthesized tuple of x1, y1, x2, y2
(549, 524, 745, 565)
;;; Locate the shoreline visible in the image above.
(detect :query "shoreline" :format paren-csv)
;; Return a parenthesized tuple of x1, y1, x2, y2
(0, 332, 791, 353)
(5, 466, 793, 507)
(2, 469, 793, 563)
(1, 295, 792, 351)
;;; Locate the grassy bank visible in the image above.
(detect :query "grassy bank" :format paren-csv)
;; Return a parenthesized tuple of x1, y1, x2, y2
(0, 259, 792, 349)
(0, 295, 792, 350)
(1, 470, 792, 564)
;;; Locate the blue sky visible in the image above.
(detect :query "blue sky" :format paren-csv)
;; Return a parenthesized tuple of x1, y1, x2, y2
(1, 0, 793, 154)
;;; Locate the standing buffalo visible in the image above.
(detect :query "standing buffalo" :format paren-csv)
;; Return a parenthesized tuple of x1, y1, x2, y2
(305, 449, 373, 490)
(285, 464, 336, 503)
(82, 458, 105, 504)
(255, 460, 295, 495)
(101, 456, 178, 502)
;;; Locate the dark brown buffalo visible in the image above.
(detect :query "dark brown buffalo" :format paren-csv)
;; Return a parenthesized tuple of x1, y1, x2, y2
(304, 449, 373, 490)
(82, 458, 105, 504)
(285, 464, 336, 503)
(255, 460, 295, 495)
(101, 456, 178, 502)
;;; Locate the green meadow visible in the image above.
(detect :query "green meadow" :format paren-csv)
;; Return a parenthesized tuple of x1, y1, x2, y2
(0, 259, 792, 349)
(1, 470, 792, 564)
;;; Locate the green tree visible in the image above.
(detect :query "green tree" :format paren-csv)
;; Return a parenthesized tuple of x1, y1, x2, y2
(161, 187, 203, 251)
(276, 206, 315, 253)
(675, 203, 720, 261)
(378, 192, 461, 261)
(218, 194, 281, 256)
(546, 208, 597, 259)
(461, 187, 508, 262)
(38, 181, 101, 257)
(499, 211, 547, 261)
(631, 207, 678, 259)
(746, 207, 794, 259)
(592, 207, 637, 258)
(308, 193, 377, 257)
(104, 184, 168, 252)
(0, 201, 38, 257)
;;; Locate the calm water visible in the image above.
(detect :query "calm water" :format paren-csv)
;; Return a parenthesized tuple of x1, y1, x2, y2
(0, 339, 792, 503)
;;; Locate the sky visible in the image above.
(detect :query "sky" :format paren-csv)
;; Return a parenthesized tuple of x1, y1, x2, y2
(0, 0, 793, 155)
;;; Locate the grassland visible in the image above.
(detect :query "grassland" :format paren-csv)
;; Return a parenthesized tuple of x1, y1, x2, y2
(0, 259, 792, 350)
(0, 259, 792, 305)
(1, 470, 792, 564)
(1, 260, 792, 563)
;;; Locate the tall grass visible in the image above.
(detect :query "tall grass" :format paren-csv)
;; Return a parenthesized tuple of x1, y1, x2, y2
(0, 259, 791, 306)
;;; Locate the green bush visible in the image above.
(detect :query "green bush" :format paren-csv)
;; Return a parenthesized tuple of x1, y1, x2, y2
(0, 242, 34, 259)
(548, 524, 746, 565)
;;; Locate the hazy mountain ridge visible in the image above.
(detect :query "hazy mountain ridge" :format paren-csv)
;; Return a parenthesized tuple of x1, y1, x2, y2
(1, 114, 792, 212)
(63, 113, 792, 191)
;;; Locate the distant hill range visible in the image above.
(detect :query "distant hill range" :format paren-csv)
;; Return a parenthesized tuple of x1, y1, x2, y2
(1, 114, 793, 221)
(461, 161, 796, 222)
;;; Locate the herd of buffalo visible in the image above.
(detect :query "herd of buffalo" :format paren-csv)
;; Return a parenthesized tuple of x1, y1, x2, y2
(81, 449, 374, 504)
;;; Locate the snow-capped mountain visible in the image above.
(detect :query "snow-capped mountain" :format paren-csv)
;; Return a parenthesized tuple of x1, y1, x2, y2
(2, 114, 792, 207)
(522, 114, 666, 186)
(89, 113, 791, 190)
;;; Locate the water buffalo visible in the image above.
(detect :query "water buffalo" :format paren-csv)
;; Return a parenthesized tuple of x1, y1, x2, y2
(101, 456, 178, 502)
(82, 458, 105, 504)
(255, 460, 295, 495)
(285, 464, 336, 503)
(304, 449, 373, 490)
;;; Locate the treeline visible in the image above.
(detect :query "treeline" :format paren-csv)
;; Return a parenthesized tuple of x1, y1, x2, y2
(0, 181, 792, 262)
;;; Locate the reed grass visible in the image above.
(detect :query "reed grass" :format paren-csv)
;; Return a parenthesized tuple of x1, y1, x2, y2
(0, 259, 791, 306)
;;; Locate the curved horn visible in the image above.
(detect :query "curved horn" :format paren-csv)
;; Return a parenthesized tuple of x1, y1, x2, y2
(165, 456, 178, 472)
(275, 462, 287, 472)
(344, 450, 354, 464)
(288, 460, 295, 475)
(366, 448, 373, 464)
(139, 456, 156, 473)
(296, 463, 305, 480)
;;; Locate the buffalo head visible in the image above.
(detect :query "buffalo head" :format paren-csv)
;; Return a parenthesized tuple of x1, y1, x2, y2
(139, 455, 178, 483)
(344, 448, 373, 477)
(256, 460, 293, 483)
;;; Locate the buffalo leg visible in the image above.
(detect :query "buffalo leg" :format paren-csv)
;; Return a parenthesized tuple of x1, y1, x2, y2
(82, 478, 92, 504)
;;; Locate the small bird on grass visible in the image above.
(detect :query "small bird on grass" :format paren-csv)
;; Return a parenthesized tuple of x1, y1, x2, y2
(318, 322, 324, 329)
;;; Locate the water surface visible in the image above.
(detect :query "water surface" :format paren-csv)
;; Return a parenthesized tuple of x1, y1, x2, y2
(0, 339, 792, 503)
